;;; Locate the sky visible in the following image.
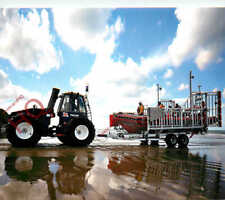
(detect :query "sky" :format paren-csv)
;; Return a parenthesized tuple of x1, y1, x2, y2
(0, 8, 225, 128)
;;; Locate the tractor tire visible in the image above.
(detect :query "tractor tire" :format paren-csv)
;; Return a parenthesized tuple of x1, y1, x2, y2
(178, 134, 189, 148)
(0, 108, 8, 126)
(7, 119, 41, 147)
(5, 155, 48, 182)
(67, 119, 95, 146)
(165, 134, 178, 148)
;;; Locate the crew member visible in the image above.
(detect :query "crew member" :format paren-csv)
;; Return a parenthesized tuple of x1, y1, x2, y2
(158, 101, 165, 109)
(137, 102, 144, 115)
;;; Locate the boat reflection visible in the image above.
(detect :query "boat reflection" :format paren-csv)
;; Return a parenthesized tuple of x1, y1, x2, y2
(107, 146, 225, 199)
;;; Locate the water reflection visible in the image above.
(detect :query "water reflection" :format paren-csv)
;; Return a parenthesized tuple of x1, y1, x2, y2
(107, 146, 225, 199)
(3, 148, 94, 199)
(0, 146, 224, 200)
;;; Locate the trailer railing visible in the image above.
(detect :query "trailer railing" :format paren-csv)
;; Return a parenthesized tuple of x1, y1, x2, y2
(183, 91, 222, 127)
(146, 90, 222, 132)
(147, 107, 207, 130)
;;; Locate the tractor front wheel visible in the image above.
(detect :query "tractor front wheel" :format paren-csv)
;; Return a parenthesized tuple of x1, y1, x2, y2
(68, 119, 95, 146)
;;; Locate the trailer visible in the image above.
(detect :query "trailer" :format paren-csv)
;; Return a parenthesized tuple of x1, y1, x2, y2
(109, 72, 222, 148)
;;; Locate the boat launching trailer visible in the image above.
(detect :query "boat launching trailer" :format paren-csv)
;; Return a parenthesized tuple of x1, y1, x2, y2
(108, 73, 222, 148)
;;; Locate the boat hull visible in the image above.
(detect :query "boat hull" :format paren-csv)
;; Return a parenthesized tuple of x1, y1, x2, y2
(110, 113, 147, 134)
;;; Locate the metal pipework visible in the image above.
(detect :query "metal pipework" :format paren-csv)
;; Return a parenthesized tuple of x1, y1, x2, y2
(47, 88, 60, 112)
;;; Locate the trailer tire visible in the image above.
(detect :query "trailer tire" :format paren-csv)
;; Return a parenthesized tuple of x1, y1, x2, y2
(68, 119, 95, 146)
(178, 134, 189, 148)
(7, 119, 41, 147)
(165, 134, 177, 148)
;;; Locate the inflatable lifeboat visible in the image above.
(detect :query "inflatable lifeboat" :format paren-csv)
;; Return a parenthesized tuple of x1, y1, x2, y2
(109, 112, 147, 134)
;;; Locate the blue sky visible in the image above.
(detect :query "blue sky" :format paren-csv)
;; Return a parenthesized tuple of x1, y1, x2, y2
(0, 8, 225, 128)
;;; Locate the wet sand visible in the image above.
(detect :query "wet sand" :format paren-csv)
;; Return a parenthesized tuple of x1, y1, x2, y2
(0, 131, 224, 200)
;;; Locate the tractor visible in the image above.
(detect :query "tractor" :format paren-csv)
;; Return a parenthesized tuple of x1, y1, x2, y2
(0, 88, 95, 147)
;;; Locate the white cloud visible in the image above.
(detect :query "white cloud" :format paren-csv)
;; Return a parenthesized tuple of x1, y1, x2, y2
(173, 97, 187, 106)
(168, 8, 225, 70)
(163, 69, 173, 79)
(195, 49, 214, 70)
(53, 8, 123, 56)
(178, 83, 189, 91)
(213, 88, 217, 92)
(166, 81, 171, 86)
(0, 69, 9, 88)
(223, 88, 225, 99)
(0, 9, 61, 74)
(0, 69, 50, 115)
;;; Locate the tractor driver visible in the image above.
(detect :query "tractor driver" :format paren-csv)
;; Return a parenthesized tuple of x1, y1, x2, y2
(137, 102, 144, 115)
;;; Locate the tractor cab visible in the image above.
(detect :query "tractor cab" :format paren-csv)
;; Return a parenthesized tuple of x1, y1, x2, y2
(57, 92, 92, 124)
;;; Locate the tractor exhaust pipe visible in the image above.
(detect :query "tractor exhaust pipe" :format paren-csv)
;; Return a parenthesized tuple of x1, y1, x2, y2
(47, 88, 60, 112)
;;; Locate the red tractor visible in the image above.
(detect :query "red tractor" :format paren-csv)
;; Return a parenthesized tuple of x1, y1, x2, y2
(0, 88, 95, 147)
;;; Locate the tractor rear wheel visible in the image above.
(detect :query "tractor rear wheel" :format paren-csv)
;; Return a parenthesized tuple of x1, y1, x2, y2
(68, 119, 95, 146)
(7, 119, 41, 147)
(0, 109, 8, 126)
(178, 134, 189, 148)
(165, 134, 178, 148)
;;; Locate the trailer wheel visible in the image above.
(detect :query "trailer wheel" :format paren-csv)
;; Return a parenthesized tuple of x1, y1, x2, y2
(178, 134, 189, 148)
(165, 134, 177, 148)
(68, 119, 95, 146)
(7, 119, 41, 147)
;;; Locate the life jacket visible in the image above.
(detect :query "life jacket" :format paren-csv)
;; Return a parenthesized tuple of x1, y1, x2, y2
(138, 105, 144, 115)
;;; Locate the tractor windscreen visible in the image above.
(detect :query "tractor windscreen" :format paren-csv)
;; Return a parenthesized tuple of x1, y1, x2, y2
(59, 94, 87, 114)
(60, 95, 72, 113)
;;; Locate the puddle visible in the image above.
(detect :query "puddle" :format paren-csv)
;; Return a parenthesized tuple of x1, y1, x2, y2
(0, 132, 224, 199)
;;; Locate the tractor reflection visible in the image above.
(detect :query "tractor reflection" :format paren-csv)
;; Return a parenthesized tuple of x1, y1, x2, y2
(4, 148, 94, 198)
